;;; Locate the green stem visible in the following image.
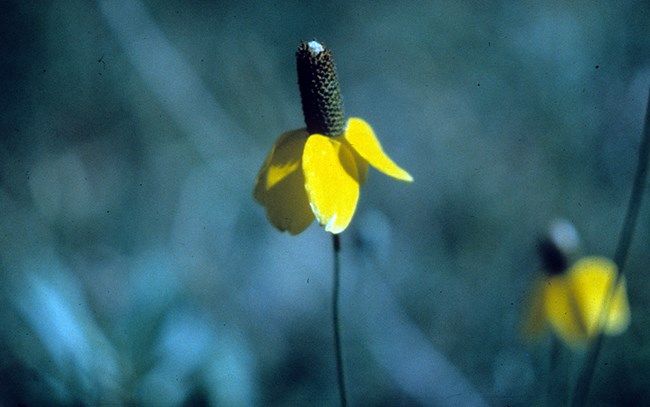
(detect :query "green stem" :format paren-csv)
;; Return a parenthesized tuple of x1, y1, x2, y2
(332, 234, 348, 407)
(571, 87, 650, 407)
(548, 337, 568, 406)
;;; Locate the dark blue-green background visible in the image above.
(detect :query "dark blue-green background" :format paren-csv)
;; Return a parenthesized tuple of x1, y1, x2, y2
(1, 1, 649, 405)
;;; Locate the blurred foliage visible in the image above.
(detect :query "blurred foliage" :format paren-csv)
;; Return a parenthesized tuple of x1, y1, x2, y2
(1, 0, 649, 405)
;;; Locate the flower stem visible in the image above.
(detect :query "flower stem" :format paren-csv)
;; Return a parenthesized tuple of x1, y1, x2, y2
(571, 87, 650, 407)
(332, 234, 348, 407)
(548, 337, 569, 405)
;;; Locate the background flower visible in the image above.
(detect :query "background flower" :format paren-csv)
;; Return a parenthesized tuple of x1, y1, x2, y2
(524, 256, 631, 348)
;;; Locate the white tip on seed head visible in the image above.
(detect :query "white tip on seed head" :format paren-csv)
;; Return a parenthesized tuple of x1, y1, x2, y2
(308, 40, 324, 54)
(549, 218, 580, 253)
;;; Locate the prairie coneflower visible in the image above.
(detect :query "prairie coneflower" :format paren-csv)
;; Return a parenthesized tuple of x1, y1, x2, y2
(523, 220, 630, 349)
(254, 40, 412, 235)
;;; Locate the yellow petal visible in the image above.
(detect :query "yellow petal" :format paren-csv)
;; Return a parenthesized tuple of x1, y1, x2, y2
(348, 146, 369, 185)
(543, 275, 590, 346)
(603, 278, 631, 335)
(343, 117, 413, 182)
(253, 129, 314, 234)
(302, 135, 360, 234)
(566, 257, 630, 337)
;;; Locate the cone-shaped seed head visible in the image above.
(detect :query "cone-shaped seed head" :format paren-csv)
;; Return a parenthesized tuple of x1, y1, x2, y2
(296, 41, 345, 137)
(539, 219, 580, 275)
(539, 238, 568, 275)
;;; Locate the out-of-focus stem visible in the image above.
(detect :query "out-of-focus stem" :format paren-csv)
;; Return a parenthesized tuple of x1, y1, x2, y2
(572, 87, 650, 407)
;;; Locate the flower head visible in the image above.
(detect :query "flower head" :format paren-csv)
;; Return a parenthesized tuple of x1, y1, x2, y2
(523, 221, 631, 348)
(254, 41, 412, 234)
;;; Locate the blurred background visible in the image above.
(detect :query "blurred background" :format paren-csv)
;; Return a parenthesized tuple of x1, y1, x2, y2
(1, 0, 649, 405)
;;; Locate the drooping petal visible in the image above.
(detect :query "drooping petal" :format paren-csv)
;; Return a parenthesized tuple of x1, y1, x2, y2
(302, 135, 360, 234)
(254, 129, 314, 234)
(543, 275, 590, 346)
(347, 143, 369, 185)
(603, 278, 631, 335)
(566, 257, 630, 337)
(343, 117, 413, 182)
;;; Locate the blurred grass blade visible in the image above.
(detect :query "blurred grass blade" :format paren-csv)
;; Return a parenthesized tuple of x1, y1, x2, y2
(572, 87, 650, 407)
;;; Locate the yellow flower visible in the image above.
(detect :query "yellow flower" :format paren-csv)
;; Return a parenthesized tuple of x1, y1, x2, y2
(254, 40, 412, 235)
(254, 118, 412, 234)
(523, 256, 631, 348)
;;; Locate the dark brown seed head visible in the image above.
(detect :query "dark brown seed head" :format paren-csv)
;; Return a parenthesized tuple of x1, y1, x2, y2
(538, 238, 568, 275)
(296, 41, 345, 137)
(538, 219, 580, 275)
